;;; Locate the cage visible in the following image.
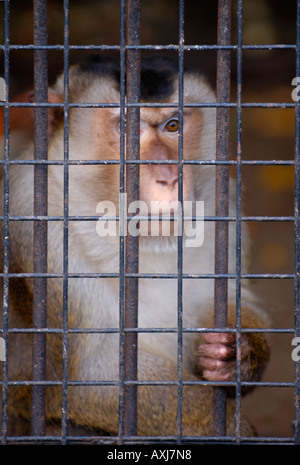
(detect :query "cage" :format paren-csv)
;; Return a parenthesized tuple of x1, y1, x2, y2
(0, 0, 299, 446)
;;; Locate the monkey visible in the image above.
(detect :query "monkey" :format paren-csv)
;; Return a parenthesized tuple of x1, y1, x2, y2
(0, 55, 270, 438)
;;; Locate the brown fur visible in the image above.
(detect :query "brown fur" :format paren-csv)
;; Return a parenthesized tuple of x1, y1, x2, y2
(0, 57, 270, 439)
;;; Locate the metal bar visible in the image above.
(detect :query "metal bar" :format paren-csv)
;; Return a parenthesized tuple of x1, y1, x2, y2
(3, 101, 297, 109)
(31, 0, 48, 437)
(0, 215, 297, 222)
(123, 0, 141, 439)
(1, 0, 10, 446)
(176, 0, 185, 444)
(0, 379, 297, 388)
(2, 327, 297, 335)
(294, 0, 300, 446)
(0, 435, 296, 445)
(0, 43, 297, 52)
(0, 159, 297, 166)
(0, 272, 296, 280)
(213, 0, 232, 437)
(61, 0, 70, 444)
(235, 0, 244, 444)
(118, 0, 126, 443)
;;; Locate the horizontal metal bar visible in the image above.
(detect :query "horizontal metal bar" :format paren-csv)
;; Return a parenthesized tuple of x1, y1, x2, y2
(118, 380, 296, 388)
(115, 160, 296, 166)
(2, 327, 294, 335)
(0, 43, 296, 51)
(1, 101, 296, 108)
(1, 379, 295, 388)
(0, 159, 295, 166)
(0, 215, 295, 222)
(0, 272, 295, 279)
(1, 435, 295, 445)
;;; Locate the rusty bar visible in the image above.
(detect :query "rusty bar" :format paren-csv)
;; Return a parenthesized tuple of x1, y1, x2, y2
(294, 0, 300, 445)
(31, 0, 48, 437)
(123, 0, 141, 438)
(235, 0, 243, 442)
(176, 0, 184, 443)
(1, 0, 10, 445)
(61, 0, 70, 444)
(213, 0, 232, 437)
(118, 0, 126, 443)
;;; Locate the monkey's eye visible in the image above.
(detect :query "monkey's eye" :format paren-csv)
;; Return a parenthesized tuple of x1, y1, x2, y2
(164, 118, 179, 133)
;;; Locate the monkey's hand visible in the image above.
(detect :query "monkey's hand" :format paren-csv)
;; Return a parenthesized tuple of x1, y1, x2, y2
(197, 332, 253, 383)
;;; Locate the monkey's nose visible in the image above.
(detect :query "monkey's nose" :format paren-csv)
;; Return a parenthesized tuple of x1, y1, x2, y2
(156, 177, 178, 190)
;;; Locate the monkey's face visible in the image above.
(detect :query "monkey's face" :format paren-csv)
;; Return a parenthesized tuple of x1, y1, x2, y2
(52, 59, 216, 249)
(81, 104, 203, 243)
(64, 102, 210, 252)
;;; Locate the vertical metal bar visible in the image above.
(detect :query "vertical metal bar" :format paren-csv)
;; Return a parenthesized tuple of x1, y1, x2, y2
(123, 0, 141, 438)
(118, 0, 126, 444)
(177, 0, 184, 444)
(235, 0, 243, 444)
(31, 0, 48, 437)
(213, 0, 232, 437)
(1, 0, 10, 446)
(294, 0, 300, 446)
(61, 0, 70, 444)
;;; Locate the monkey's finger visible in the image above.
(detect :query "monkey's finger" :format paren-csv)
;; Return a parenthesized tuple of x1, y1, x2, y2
(202, 368, 235, 382)
(198, 356, 233, 371)
(203, 332, 236, 345)
(198, 343, 236, 360)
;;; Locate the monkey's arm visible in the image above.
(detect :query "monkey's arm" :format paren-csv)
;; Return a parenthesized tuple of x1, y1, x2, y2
(197, 305, 270, 387)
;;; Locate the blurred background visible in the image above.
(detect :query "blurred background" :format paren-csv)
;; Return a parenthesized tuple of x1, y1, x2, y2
(0, 0, 297, 438)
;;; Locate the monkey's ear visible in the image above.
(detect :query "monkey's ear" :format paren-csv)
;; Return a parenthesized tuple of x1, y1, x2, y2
(27, 88, 63, 136)
(47, 88, 63, 136)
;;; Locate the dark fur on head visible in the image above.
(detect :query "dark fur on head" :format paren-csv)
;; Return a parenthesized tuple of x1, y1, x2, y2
(77, 54, 185, 101)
